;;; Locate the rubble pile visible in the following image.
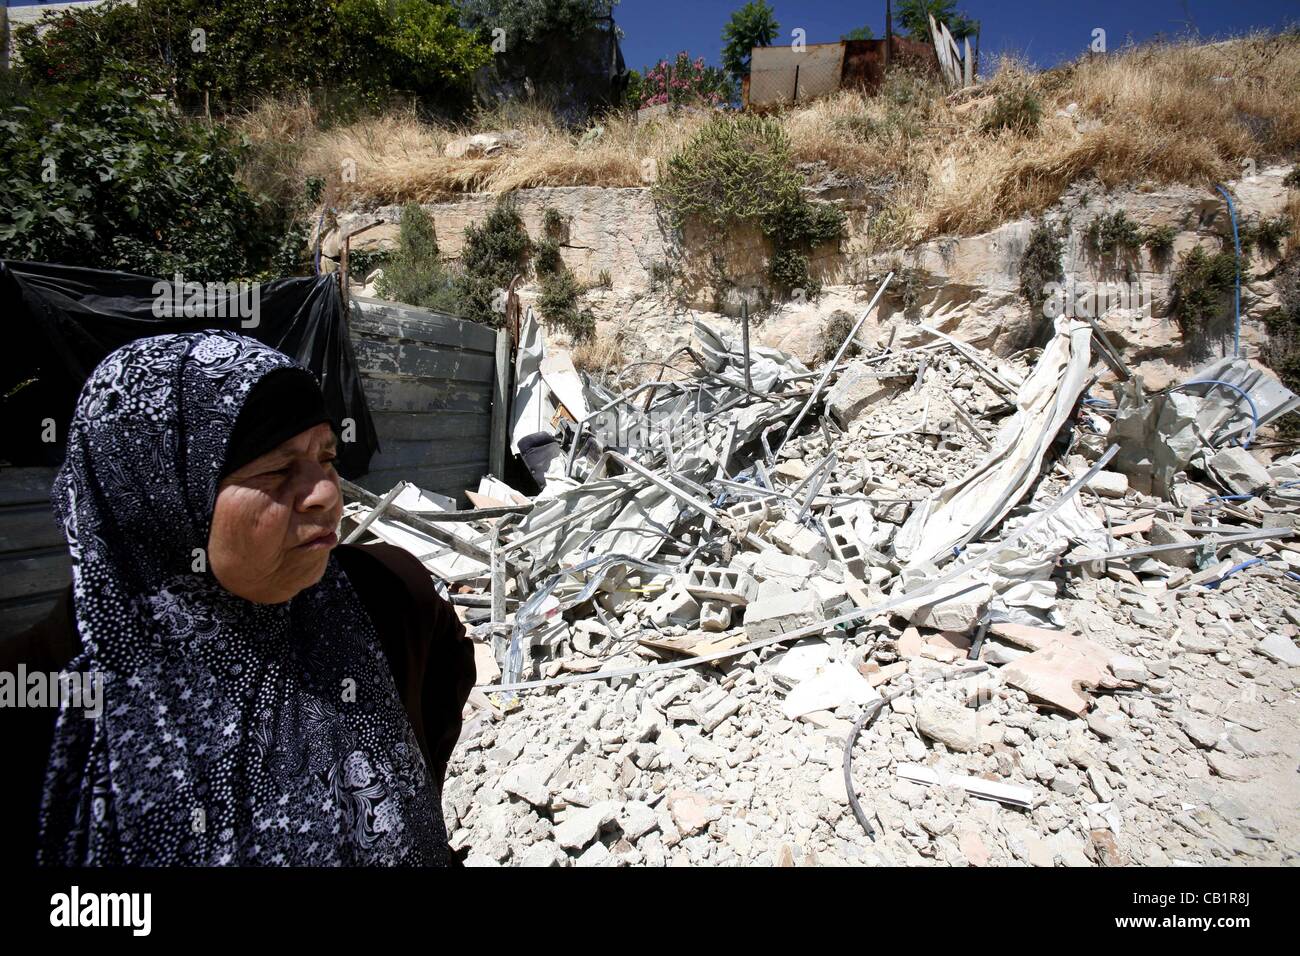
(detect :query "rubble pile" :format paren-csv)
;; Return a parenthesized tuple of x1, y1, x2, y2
(343, 286, 1300, 867)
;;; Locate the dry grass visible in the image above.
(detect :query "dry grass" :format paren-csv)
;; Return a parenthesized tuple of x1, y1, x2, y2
(233, 32, 1300, 241)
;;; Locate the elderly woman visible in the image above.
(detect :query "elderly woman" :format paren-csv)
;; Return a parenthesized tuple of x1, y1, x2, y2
(1, 331, 474, 866)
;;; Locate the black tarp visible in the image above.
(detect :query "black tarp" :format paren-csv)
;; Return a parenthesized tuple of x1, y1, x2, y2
(0, 261, 378, 478)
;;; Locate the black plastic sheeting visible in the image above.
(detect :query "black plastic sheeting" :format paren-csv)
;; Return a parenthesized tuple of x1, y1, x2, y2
(0, 261, 378, 478)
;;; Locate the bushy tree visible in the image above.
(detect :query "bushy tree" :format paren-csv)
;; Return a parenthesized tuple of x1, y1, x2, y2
(14, 0, 491, 114)
(721, 1, 779, 81)
(895, 0, 978, 41)
(842, 25, 875, 41)
(0, 68, 272, 279)
(459, 0, 617, 44)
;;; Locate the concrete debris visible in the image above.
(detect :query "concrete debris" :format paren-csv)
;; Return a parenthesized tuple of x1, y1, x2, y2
(341, 291, 1300, 867)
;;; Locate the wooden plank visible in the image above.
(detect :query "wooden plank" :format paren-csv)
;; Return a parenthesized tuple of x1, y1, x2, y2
(0, 548, 72, 601)
(0, 467, 60, 507)
(351, 298, 497, 351)
(352, 337, 496, 383)
(359, 375, 492, 414)
(489, 327, 511, 479)
(368, 409, 492, 442)
(367, 438, 490, 470)
(0, 598, 60, 638)
(0, 504, 66, 552)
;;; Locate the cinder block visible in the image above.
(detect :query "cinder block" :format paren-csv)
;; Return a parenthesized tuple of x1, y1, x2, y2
(685, 566, 758, 606)
(724, 498, 769, 532)
(821, 512, 867, 581)
(744, 589, 825, 642)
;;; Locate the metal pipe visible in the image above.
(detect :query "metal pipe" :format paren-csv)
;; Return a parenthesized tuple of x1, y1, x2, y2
(608, 451, 776, 552)
(776, 272, 893, 456)
(342, 482, 403, 544)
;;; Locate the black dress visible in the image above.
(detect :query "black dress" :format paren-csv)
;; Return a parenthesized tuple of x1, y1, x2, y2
(0, 542, 476, 868)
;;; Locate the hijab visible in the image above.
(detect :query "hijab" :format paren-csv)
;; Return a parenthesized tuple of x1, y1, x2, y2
(40, 330, 448, 866)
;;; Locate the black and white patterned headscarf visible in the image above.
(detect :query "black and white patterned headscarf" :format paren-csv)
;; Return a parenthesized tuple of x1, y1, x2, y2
(40, 331, 448, 866)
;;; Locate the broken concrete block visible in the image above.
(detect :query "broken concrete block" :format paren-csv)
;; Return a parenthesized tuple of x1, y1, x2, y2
(1108, 654, 1148, 683)
(500, 762, 552, 808)
(667, 790, 719, 836)
(893, 579, 992, 632)
(1256, 632, 1300, 667)
(684, 566, 758, 606)
(782, 662, 880, 719)
(770, 639, 834, 687)
(553, 801, 617, 850)
(774, 459, 809, 482)
(648, 585, 700, 627)
(752, 550, 819, 589)
(1085, 470, 1129, 498)
(914, 696, 980, 752)
(724, 498, 769, 532)
(826, 366, 904, 428)
(744, 589, 825, 642)
(821, 511, 867, 580)
(1208, 445, 1273, 496)
(694, 688, 742, 732)
(698, 601, 732, 633)
(867, 493, 910, 524)
(1148, 518, 1197, 569)
(769, 519, 830, 565)
(808, 574, 850, 614)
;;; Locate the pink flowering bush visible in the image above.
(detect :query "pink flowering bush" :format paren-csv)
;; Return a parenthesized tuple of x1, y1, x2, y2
(628, 52, 734, 109)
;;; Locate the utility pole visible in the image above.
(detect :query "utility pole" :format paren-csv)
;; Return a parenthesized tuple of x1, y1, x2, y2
(884, 0, 893, 71)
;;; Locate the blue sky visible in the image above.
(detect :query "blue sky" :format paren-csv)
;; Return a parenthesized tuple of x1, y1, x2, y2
(616, 0, 1300, 72)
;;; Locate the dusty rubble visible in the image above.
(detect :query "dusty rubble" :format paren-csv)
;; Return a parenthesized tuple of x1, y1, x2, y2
(343, 280, 1300, 867)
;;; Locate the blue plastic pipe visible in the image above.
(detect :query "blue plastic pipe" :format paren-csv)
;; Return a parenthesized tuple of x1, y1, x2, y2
(1168, 378, 1259, 447)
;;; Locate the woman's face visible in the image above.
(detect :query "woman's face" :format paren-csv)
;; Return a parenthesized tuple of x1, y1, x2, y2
(207, 422, 342, 604)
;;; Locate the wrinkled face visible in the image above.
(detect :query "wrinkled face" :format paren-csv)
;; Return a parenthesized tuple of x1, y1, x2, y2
(207, 423, 342, 604)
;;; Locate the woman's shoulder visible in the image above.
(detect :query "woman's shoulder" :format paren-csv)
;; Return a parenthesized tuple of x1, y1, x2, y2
(334, 543, 463, 641)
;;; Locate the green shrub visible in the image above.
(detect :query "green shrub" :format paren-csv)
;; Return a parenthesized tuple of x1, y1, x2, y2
(454, 197, 531, 326)
(1084, 210, 1142, 256)
(375, 203, 461, 312)
(534, 237, 564, 279)
(1018, 219, 1065, 315)
(656, 114, 845, 297)
(0, 69, 276, 279)
(542, 207, 566, 238)
(1169, 244, 1237, 346)
(818, 310, 861, 365)
(1142, 224, 1177, 259)
(1238, 215, 1291, 257)
(981, 85, 1041, 135)
(538, 270, 595, 341)
(1263, 252, 1300, 437)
